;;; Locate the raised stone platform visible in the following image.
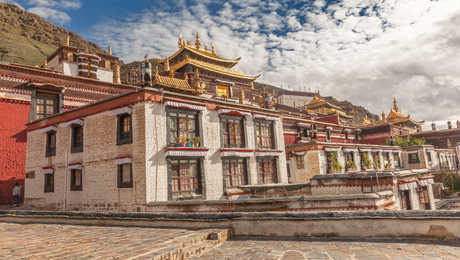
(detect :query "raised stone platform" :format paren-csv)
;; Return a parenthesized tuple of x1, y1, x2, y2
(1, 210, 460, 241)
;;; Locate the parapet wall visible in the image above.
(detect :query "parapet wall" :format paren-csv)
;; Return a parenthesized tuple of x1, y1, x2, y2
(1, 210, 460, 241)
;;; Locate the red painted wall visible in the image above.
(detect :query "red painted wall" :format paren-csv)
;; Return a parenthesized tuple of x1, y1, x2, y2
(0, 100, 29, 204)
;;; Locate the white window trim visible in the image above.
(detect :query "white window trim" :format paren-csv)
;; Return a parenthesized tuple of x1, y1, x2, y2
(217, 109, 252, 117)
(109, 106, 132, 116)
(68, 163, 83, 170)
(38, 125, 57, 133)
(115, 157, 133, 165)
(253, 114, 279, 121)
(61, 118, 84, 128)
(41, 167, 54, 174)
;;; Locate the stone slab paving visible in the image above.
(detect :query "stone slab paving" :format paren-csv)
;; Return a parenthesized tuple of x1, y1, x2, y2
(192, 238, 460, 260)
(0, 222, 198, 259)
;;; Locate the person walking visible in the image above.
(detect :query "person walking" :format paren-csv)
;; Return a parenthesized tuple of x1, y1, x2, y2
(12, 183, 21, 207)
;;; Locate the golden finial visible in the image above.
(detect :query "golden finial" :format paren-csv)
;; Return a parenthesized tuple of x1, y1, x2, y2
(186, 40, 191, 46)
(178, 33, 183, 47)
(195, 32, 200, 49)
(154, 65, 159, 80)
(108, 46, 112, 56)
(204, 44, 208, 51)
(393, 97, 399, 112)
(164, 57, 170, 72)
(211, 43, 216, 56)
(194, 68, 200, 79)
(43, 59, 48, 68)
(239, 88, 245, 104)
(66, 33, 70, 47)
(249, 81, 254, 89)
(382, 112, 386, 122)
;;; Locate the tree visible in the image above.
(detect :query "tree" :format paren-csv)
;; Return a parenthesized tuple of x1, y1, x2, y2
(386, 135, 426, 147)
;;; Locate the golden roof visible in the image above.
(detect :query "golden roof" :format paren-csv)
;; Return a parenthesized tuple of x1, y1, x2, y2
(152, 74, 193, 92)
(161, 45, 240, 67)
(171, 56, 260, 81)
(305, 94, 341, 110)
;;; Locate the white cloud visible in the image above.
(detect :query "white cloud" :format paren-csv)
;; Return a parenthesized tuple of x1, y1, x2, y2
(90, 0, 460, 122)
(28, 6, 70, 24)
(24, 0, 81, 24)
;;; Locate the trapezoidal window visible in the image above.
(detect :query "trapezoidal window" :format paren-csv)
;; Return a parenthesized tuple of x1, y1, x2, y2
(167, 108, 200, 147)
(168, 158, 202, 200)
(222, 158, 248, 188)
(220, 115, 245, 148)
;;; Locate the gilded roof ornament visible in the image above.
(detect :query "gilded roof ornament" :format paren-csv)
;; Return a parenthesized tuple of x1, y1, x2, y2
(178, 33, 184, 47)
(393, 97, 399, 112)
(164, 58, 170, 72)
(195, 32, 201, 49)
(186, 40, 191, 47)
(211, 43, 216, 56)
(66, 33, 70, 47)
(239, 88, 245, 104)
(154, 65, 159, 80)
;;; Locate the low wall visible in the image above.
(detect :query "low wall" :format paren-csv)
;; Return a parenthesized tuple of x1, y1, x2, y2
(1, 210, 460, 241)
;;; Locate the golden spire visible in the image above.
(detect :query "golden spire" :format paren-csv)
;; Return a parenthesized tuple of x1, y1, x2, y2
(43, 59, 48, 68)
(186, 40, 191, 47)
(66, 33, 70, 47)
(108, 46, 112, 56)
(211, 43, 216, 56)
(178, 33, 183, 47)
(249, 81, 254, 89)
(204, 44, 208, 51)
(381, 112, 386, 122)
(195, 32, 200, 49)
(393, 97, 399, 112)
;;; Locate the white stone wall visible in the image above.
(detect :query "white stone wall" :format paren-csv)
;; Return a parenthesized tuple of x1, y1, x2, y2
(96, 69, 114, 83)
(62, 62, 78, 77)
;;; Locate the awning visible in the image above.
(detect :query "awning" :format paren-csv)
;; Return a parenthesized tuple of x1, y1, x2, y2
(218, 109, 252, 117)
(418, 178, 434, 186)
(325, 147, 341, 152)
(291, 151, 306, 156)
(109, 106, 132, 116)
(165, 147, 209, 157)
(398, 180, 417, 191)
(164, 101, 206, 111)
(255, 150, 283, 156)
(253, 114, 279, 121)
(41, 167, 54, 174)
(343, 148, 357, 152)
(359, 149, 372, 152)
(61, 118, 84, 128)
(68, 163, 83, 170)
(296, 122, 311, 128)
(115, 157, 132, 165)
(220, 149, 254, 157)
(38, 125, 57, 133)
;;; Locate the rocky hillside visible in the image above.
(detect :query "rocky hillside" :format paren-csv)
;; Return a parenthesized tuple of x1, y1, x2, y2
(0, 2, 104, 66)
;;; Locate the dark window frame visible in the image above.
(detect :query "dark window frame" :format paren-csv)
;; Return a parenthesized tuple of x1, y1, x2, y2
(222, 157, 248, 189)
(71, 125, 83, 153)
(117, 163, 133, 188)
(418, 186, 431, 210)
(326, 129, 331, 143)
(408, 152, 420, 164)
(117, 113, 133, 145)
(254, 119, 275, 149)
(256, 157, 278, 184)
(220, 115, 245, 148)
(44, 173, 54, 193)
(35, 93, 58, 120)
(166, 108, 200, 147)
(167, 157, 204, 200)
(296, 155, 305, 169)
(70, 168, 83, 191)
(45, 131, 56, 157)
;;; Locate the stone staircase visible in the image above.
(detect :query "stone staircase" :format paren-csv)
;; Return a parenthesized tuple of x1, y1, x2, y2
(128, 229, 229, 260)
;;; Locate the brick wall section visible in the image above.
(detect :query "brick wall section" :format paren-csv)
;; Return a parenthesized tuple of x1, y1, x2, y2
(25, 103, 146, 209)
(0, 100, 29, 204)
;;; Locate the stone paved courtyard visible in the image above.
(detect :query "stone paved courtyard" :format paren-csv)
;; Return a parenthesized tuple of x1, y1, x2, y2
(0, 222, 200, 259)
(193, 239, 460, 260)
(1, 222, 460, 260)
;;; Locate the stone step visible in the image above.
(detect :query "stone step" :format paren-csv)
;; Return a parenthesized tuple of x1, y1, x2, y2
(129, 229, 228, 260)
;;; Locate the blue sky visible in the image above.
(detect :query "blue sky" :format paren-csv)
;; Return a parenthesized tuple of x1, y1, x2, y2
(3, 0, 460, 123)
